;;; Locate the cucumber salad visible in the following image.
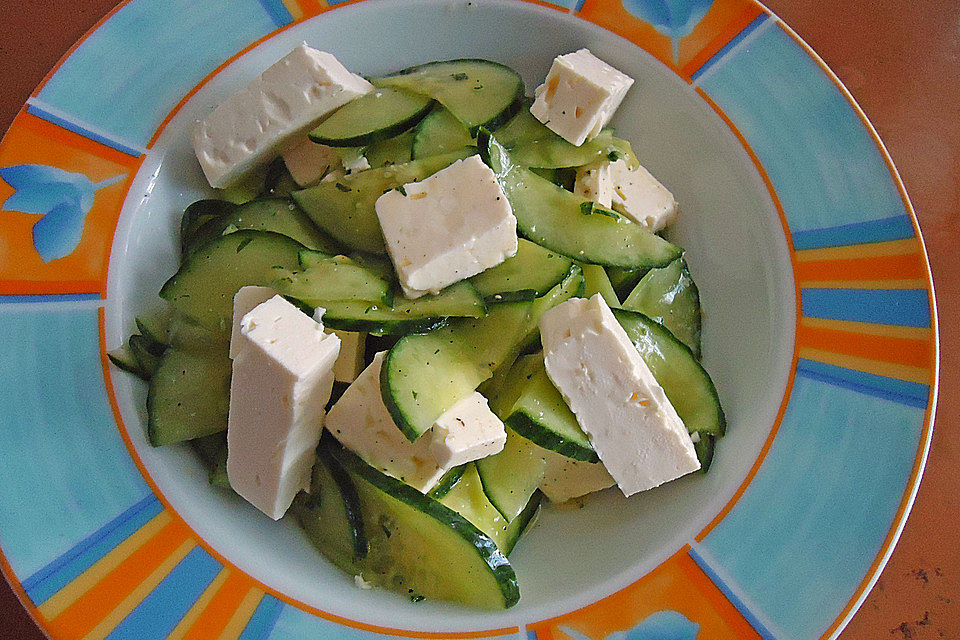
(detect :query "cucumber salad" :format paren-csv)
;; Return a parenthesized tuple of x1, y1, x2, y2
(112, 44, 724, 609)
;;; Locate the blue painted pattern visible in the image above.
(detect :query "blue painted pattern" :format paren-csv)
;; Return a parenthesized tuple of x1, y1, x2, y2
(36, 0, 282, 148)
(621, 0, 714, 61)
(699, 376, 924, 640)
(796, 358, 929, 409)
(801, 288, 931, 328)
(238, 595, 284, 640)
(103, 546, 221, 639)
(21, 494, 162, 606)
(256, 0, 295, 28)
(0, 308, 148, 580)
(791, 215, 916, 251)
(698, 25, 907, 235)
(0, 293, 102, 304)
(0, 164, 125, 262)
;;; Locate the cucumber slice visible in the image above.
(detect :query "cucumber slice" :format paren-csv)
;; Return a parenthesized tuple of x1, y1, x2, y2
(135, 315, 169, 352)
(482, 133, 682, 269)
(475, 428, 547, 521)
(468, 239, 573, 300)
(412, 108, 474, 159)
(129, 334, 163, 378)
(373, 59, 524, 132)
(191, 431, 225, 466)
(147, 345, 231, 446)
(330, 443, 520, 608)
(382, 301, 533, 441)
(208, 447, 230, 488)
(496, 108, 636, 169)
(309, 87, 434, 147)
(298, 249, 333, 269)
(496, 353, 597, 463)
(192, 432, 230, 489)
(385, 266, 584, 441)
(272, 256, 392, 305)
(578, 263, 619, 307)
(530, 167, 576, 191)
(166, 312, 225, 353)
(180, 199, 236, 246)
(319, 281, 485, 335)
(428, 465, 468, 499)
(160, 230, 304, 334)
(622, 258, 702, 358)
(606, 266, 647, 301)
(183, 197, 339, 256)
(694, 434, 715, 472)
(263, 157, 300, 198)
(108, 345, 149, 380)
(293, 151, 471, 254)
(612, 308, 725, 437)
(293, 439, 367, 574)
(365, 130, 415, 168)
(438, 464, 542, 556)
(482, 264, 584, 398)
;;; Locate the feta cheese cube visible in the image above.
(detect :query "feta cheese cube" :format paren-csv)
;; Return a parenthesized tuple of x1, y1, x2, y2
(375, 155, 518, 298)
(530, 49, 633, 146)
(282, 138, 342, 187)
(539, 294, 699, 496)
(430, 392, 507, 467)
(538, 448, 615, 503)
(227, 295, 340, 519)
(575, 159, 678, 232)
(194, 43, 373, 188)
(230, 285, 275, 358)
(326, 352, 449, 492)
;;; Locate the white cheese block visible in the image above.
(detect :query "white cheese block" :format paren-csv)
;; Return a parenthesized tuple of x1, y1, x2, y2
(326, 352, 449, 492)
(227, 295, 340, 520)
(538, 448, 615, 503)
(430, 392, 507, 467)
(193, 43, 373, 188)
(282, 138, 342, 187)
(530, 49, 633, 146)
(230, 285, 275, 358)
(539, 294, 699, 496)
(375, 155, 518, 298)
(328, 329, 365, 382)
(575, 159, 678, 232)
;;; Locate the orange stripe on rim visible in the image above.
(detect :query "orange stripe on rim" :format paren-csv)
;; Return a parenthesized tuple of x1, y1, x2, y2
(768, 16, 938, 640)
(43, 517, 192, 639)
(693, 85, 800, 542)
(177, 571, 258, 640)
(796, 320, 931, 371)
(679, 4, 766, 80)
(97, 310, 517, 638)
(292, 0, 325, 19)
(795, 251, 927, 285)
(0, 281, 103, 296)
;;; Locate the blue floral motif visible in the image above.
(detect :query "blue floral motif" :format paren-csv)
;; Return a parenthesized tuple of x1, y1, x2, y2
(560, 611, 700, 640)
(0, 164, 123, 262)
(621, 0, 715, 61)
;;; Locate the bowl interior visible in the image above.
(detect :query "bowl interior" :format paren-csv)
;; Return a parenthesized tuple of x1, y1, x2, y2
(106, 0, 796, 630)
